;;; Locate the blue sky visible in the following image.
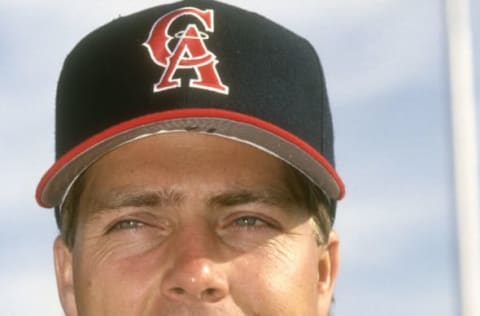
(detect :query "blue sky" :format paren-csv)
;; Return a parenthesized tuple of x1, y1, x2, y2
(1, 0, 479, 315)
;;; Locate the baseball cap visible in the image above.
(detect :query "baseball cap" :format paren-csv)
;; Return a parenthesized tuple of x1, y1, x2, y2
(35, 0, 345, 217)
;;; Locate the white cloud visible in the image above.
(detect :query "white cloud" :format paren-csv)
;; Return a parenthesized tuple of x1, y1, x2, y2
(0, 270, 63, 316)
(318, 1, 446, 107)
(334, 278, 458, 316)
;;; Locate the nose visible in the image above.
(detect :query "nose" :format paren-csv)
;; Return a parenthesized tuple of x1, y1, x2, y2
(161, 228, 229, 303)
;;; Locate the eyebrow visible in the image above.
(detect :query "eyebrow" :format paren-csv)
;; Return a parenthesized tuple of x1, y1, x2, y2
(207, 188, 296, 210)
(91, 188, 185, 212)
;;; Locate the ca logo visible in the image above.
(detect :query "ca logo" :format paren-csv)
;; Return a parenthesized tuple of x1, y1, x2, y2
(143, 7, 229, 94)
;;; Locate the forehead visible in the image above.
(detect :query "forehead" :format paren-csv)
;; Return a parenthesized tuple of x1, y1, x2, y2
(75, 132, 309, 210)
(85, 132, 290, 180)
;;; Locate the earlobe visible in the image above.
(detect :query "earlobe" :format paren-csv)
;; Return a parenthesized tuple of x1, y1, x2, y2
(53, 236, 78, 316)
(316, 230, 340, 312)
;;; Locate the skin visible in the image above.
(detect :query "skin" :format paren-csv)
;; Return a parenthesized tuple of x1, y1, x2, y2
(54, 132, 339, 316)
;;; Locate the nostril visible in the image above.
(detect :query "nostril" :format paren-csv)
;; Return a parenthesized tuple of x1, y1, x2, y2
(200, 287, 223, 302)
(172, 287, 186, 295)
(204, 288, 216, 297)
(167, 286, 224, 302)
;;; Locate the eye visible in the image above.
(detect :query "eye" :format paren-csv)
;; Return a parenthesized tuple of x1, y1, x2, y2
(219, 214, 282, 250)
(231, 215, 278, 230)
(234, 216, 265, 227)
(109, 219, 145, 233)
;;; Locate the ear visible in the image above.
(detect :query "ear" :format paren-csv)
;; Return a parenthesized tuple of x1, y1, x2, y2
(54, 236, 78, 316)
(317, 230, 340, 312)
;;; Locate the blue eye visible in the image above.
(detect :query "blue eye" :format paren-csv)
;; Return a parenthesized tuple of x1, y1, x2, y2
(234, 216, 264, 227)
(112, 219, 145, 231)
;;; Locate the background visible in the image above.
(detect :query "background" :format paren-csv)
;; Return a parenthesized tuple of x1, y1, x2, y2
(1, 0, 479, 315)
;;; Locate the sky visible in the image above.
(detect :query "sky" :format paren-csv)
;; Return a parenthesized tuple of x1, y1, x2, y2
(1, 0, 479, 315)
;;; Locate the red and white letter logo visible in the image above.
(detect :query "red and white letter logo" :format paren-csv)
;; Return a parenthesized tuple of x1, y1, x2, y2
(143, 7, 229, 94)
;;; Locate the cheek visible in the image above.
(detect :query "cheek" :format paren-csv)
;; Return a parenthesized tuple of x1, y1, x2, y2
(71, 244, 162, 315)
(229, 236, 320, 313)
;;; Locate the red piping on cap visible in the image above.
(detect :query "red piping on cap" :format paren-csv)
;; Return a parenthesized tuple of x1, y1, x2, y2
(36, 108, 345, 207)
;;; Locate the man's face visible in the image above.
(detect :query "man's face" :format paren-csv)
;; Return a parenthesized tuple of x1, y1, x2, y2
(54, 133, 339, 316)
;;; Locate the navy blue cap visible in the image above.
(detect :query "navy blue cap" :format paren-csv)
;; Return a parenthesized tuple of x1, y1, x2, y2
(36, 0, 344, 215)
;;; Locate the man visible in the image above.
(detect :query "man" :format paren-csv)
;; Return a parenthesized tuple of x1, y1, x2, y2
(36, 0, 345, 315)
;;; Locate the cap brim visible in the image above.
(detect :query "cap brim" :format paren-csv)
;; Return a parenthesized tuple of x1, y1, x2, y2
(36, 108, 345, 208)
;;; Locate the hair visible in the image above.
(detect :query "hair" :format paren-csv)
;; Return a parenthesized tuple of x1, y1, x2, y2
(283, 165, 334, 245)
(57, 162, 334, 249)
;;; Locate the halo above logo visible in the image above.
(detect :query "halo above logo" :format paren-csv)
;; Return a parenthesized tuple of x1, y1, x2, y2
(143, 7, 229, 94)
